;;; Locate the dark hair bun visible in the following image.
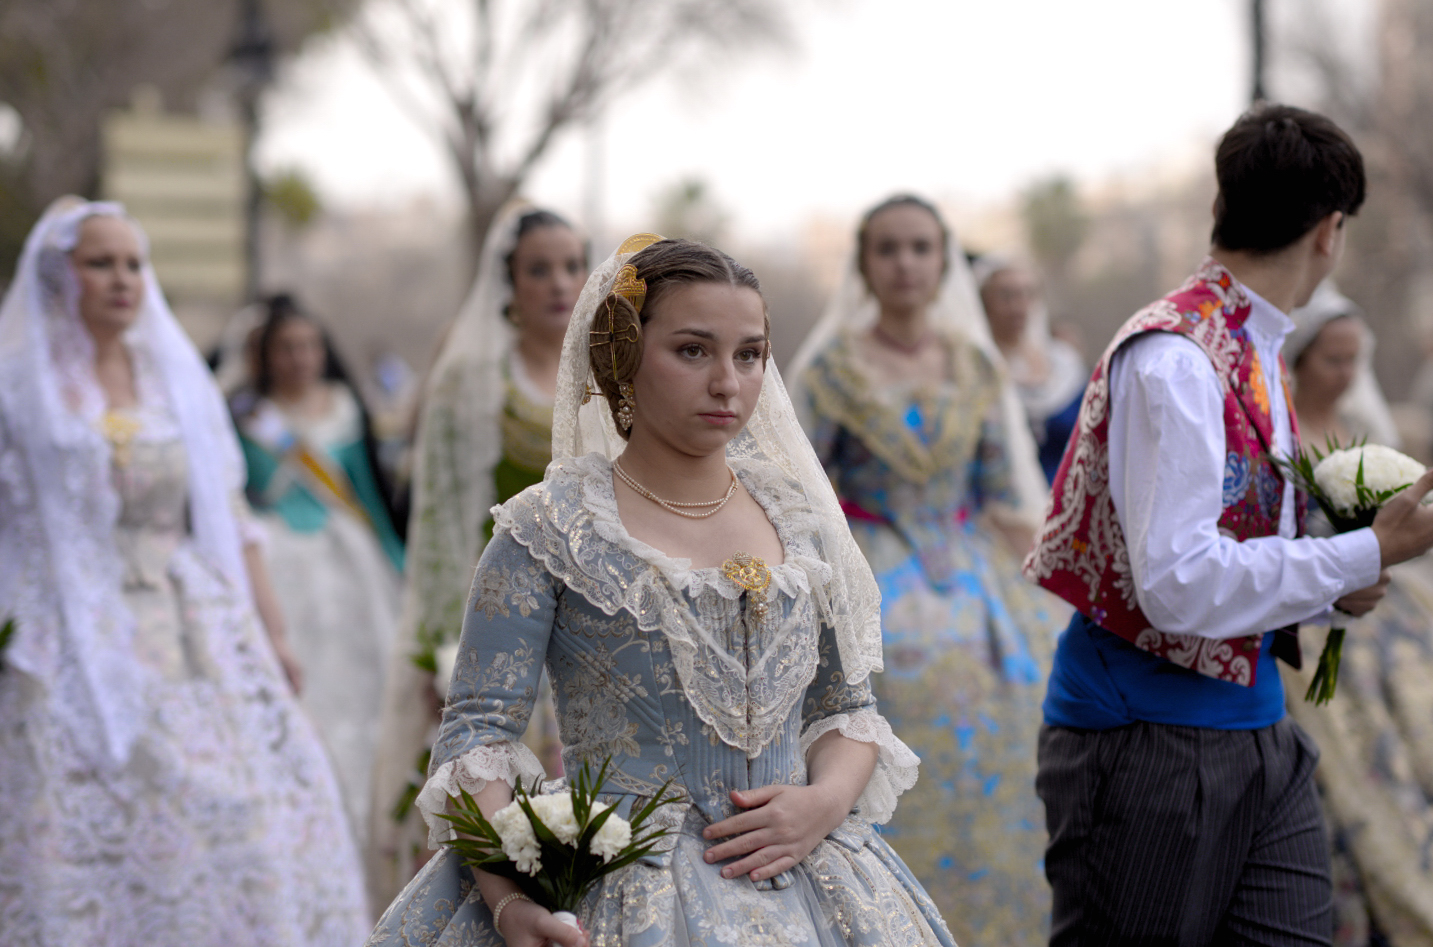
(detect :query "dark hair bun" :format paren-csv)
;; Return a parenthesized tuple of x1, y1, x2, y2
(588, 292, 644, 428)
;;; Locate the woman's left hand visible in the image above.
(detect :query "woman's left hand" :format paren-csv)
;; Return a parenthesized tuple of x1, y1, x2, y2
(701, 784, 847, 883)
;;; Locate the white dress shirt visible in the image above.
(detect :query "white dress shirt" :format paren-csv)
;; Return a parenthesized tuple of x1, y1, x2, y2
(1107, 285, 1383, 640)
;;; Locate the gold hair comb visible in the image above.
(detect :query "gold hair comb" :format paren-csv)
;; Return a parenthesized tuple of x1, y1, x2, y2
(611, 264, 646, 314)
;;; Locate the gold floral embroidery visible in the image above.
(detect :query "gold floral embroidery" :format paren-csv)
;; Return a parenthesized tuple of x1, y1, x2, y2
(802, 330, 995, 484)
(471, 560, 545, 618)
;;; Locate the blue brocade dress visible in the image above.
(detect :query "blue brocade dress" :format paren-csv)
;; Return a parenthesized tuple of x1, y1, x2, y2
(364, 453, 957, 946)
(800, 330, 1066, 946)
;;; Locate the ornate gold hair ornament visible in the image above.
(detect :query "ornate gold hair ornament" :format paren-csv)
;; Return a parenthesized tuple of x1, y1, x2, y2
(583, 233, 665, 416)
(611, 264, 646, 314)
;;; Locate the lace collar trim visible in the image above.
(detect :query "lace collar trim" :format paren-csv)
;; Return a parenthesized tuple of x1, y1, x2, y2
(492, 452, 833, 757)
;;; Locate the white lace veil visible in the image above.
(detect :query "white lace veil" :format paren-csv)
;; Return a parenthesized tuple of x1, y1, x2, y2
(410, 201, 533, 566)
(971, 254, 1087, 425)
(550, 235, 885, 686)
(785, 215, 1048, 522)
(0, 198, 250, 769)
(1284, 280, 1400, 448)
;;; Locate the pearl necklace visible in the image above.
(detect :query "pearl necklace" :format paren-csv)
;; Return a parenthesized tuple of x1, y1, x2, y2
(872, 323, 935, 356)
(612, 460, 739, 519)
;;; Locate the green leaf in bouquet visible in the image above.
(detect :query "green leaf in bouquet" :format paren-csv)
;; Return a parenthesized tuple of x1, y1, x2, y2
(627, 778, 684, 831)
(1304, 626, 1345, 706)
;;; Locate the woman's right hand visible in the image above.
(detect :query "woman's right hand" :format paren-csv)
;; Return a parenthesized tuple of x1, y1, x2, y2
(495, 898, 588, 947)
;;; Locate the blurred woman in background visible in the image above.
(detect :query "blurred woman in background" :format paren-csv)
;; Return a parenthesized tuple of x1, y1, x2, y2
(0, 199, 366, 945)
(789, 195, 1064, 946)
(976, 256, 1085, 483)
(367, 203, 586, 905)
(1281, 284, 1433, 947)
(233, 293, 406, 853)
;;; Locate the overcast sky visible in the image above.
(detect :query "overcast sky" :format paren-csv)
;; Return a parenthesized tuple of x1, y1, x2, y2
(257, 0, 1374, 244)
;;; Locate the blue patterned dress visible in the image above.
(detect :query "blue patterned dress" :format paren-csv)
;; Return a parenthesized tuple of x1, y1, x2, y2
(801, 330, 1066, 946)
(364, 453, 956, 946)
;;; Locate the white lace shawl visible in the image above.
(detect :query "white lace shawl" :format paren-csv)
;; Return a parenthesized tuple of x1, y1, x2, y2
(502, 453, 831, 756)
(0, 199, 251, 769)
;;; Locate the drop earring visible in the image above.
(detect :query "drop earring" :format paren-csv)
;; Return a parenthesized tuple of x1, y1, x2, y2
(616, 383, 636, 431)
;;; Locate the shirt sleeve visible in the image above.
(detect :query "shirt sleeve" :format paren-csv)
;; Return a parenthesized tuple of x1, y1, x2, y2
(1108, 332, 1383, 640)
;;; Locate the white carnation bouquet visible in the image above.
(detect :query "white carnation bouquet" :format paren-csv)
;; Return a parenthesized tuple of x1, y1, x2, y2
(1276, 439, 1428, 703)
(440, 759, 680, 932)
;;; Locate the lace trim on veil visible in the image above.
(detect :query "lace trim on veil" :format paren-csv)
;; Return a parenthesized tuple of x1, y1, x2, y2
(493, 453, 833, 759)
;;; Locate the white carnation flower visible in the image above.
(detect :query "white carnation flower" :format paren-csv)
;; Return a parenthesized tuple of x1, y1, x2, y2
(528, 793, 581, 845)
(432, 642, 461, 700)
(491, 799, 542, 875)
(1313, 445, 1426, 515)
(590, 807, 632, 863)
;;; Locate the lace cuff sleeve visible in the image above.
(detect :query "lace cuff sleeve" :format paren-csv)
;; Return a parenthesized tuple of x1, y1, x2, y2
(415, 741, 548, 848)
(799, 709, 919, 825)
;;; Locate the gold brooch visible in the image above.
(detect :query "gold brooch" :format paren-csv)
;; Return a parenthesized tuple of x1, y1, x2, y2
(100, 410, 142, 468)
(722, 552, 773, 623)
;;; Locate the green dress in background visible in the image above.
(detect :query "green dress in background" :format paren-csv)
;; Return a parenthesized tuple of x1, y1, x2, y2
(236, 383, 404, 852)
(367, 354, 560, 907)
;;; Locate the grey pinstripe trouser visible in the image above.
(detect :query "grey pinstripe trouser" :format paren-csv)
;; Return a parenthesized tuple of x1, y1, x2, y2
(1036, 717, 1331, 947)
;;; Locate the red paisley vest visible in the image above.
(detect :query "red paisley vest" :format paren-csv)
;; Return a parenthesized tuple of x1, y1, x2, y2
(1022, 258, 1305, 686)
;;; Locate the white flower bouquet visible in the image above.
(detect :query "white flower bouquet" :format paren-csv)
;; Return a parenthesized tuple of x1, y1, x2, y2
(440, 758, 680, 932)
(1276, 439, 1428, 703)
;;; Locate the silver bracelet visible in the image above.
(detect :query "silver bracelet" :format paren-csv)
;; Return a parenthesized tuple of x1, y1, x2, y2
(490, 891, 531, 934)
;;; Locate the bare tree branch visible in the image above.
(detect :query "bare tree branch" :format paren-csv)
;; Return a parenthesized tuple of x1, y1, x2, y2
(355, 0, 792, 263)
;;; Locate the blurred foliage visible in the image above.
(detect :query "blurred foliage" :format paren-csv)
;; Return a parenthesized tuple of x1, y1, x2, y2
(1020, 176, 1088, 281)
(0, 0, 359, 280)
(652, 178, 729, 247)
(265, 167, 322, 230)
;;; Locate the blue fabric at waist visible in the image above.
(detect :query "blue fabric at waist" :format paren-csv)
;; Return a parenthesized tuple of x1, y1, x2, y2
(1043, 612, 1286, 730)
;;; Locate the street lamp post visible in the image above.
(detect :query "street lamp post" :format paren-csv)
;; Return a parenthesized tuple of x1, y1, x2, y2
(230, 0, 275, 302)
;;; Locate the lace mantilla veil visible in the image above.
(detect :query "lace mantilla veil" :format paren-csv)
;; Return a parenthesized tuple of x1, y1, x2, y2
(786, 228, 1049, 523)
(409, 201, 532, 575)
(0, 199, 250, 769)
(972, 253, 1088, 425)
(549, 234, 886, 689)
(1284, 280, 1400, 449)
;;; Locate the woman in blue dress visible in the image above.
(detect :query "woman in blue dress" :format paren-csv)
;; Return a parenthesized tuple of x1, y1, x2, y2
(789, 195, 1065, 946)
(365, 234, 955, 946)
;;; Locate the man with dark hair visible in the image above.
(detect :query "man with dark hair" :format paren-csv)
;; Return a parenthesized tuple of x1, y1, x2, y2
(1024, 104, 1433, 945)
